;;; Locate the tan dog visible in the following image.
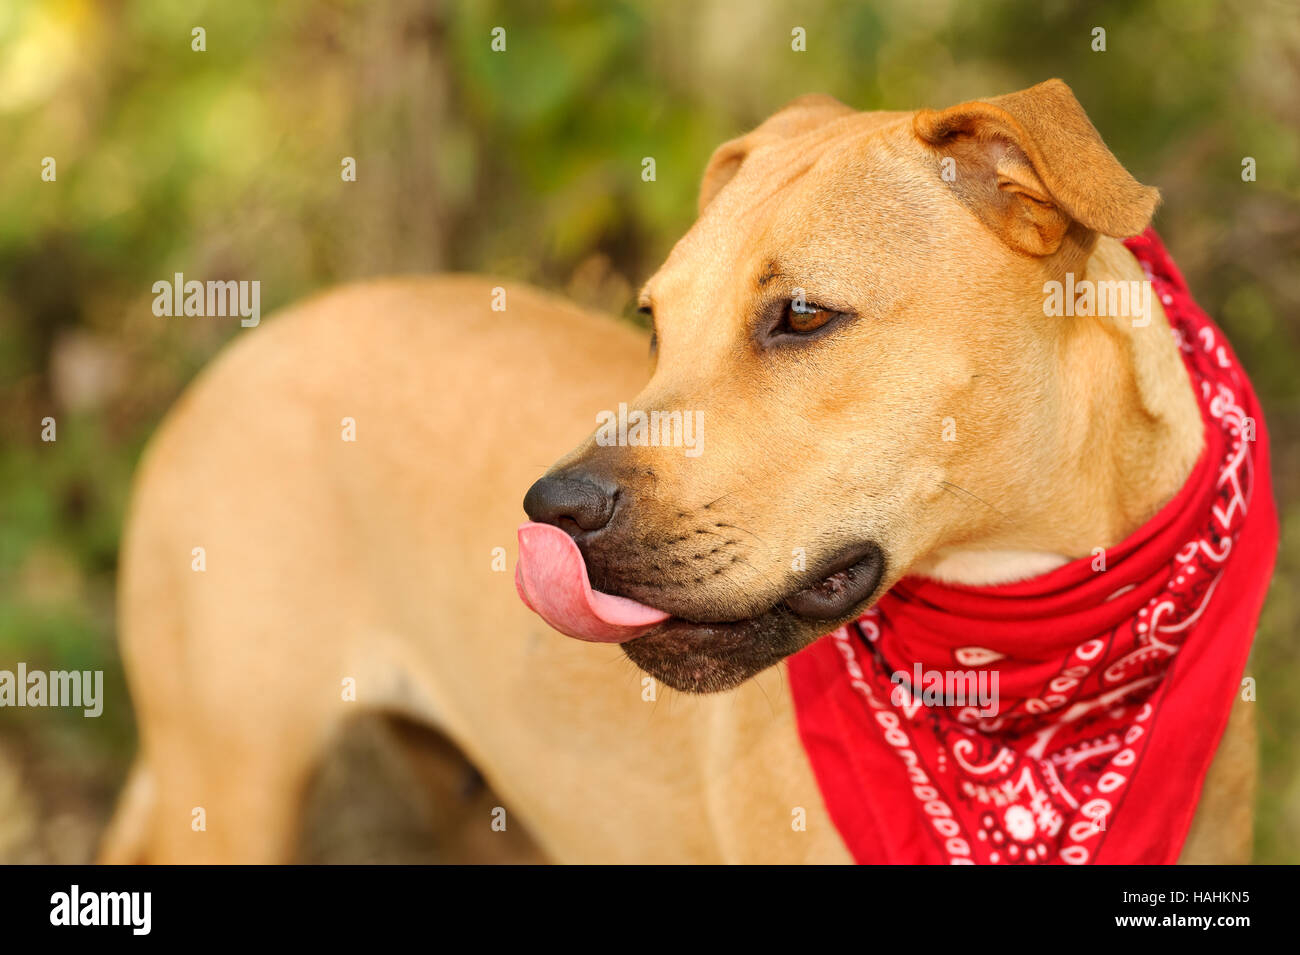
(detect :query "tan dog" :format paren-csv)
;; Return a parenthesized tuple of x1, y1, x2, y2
(101, 80, 1255, 864)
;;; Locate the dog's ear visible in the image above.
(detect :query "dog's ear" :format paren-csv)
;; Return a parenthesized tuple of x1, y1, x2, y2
(913, 79, 1159, 256)
(698, 94, 854, 214)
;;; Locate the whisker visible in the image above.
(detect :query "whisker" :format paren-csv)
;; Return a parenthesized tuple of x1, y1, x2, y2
(728, 552, 785, 595)
(713, 522, 768, 546)
(938, 480, 1006, 519)
(702, 487, 742, 509)
(752, 669, 777, 718)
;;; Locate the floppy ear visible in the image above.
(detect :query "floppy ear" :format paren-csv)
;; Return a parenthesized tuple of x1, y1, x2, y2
(913, 79, 1159, 256)
(698, 93, 855, 214)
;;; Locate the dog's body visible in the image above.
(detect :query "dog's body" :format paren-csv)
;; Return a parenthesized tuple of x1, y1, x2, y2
(103, 277, 849, 863)
(103, 82, 1259, 864)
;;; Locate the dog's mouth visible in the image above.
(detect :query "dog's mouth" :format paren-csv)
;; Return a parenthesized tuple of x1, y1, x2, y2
(515, 522, 885, 692)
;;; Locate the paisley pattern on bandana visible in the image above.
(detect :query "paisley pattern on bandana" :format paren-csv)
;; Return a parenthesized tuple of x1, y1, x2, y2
(788, 230, 1278, 865)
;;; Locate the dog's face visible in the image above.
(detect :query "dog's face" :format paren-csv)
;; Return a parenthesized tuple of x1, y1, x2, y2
(526, 80, 1158, 692)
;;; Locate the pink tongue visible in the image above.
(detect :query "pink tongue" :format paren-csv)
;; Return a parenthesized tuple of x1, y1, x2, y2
(515, 522, 670, 643)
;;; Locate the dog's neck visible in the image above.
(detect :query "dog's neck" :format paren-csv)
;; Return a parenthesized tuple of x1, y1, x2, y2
(917, 236, 1205, 587)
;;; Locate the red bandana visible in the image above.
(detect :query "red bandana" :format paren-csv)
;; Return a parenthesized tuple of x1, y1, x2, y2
(787, 230, 1278, 865)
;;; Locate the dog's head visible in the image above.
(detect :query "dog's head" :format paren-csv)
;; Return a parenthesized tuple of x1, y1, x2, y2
(519, 80, 1160, 692)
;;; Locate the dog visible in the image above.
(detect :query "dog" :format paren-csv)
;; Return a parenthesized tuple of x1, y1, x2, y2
(101, 79, 1268, 864)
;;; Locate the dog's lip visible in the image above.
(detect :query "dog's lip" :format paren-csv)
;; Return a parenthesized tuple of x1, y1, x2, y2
(782, 542, 886, 620)
(622, 544, 886, 693)
(630, 541, 886, 636)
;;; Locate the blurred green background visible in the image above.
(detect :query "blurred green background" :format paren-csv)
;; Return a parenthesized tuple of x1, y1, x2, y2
(1, 0, 1297, 863)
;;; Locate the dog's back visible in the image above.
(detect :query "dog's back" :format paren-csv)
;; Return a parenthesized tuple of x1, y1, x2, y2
(103, 276, 673, 862)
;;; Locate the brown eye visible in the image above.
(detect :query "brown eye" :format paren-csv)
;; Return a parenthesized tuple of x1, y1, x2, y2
(783, 300, 836, 334)
(759, 296, 853, 347)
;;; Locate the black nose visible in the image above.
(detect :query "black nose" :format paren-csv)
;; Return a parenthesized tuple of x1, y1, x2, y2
(523, 473, 617, 533)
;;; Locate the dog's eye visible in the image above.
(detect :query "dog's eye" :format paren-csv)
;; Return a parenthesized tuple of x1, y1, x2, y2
(758, 297, 853, 348)
(637, 305, 658, 358)
(781, 300, 837, 335)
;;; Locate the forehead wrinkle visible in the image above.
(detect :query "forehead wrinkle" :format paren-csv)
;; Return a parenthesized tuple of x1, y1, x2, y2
(703, 146, 821, 233)
(739, 153, 820, 213)
(650, 119, 905, 310)
(654, 161, 815, 294)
